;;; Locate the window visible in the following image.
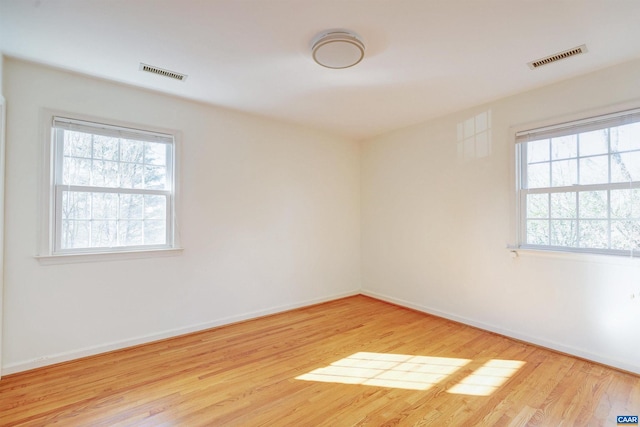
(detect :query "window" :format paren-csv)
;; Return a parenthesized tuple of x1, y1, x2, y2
(48, 116, 176, 255)
(516, 108, 640, 257)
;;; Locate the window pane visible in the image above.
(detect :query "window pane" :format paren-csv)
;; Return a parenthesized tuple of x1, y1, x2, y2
(63, 131, 92, 158)
(526, 220, 549, 245)
(144, 165, 167, 190)
(91, 220, 117, 247)
(121, 139, 144, 163)
(145, 142, 167, 166)
(578, 191, 607, 219)
(610, 152, 640, 183)
(144, 195, 166, 220)
(633, 189, 640, 218)
(578, 220, 608, 249)
(92, 193, 118, 219)
(527, 139, 550, 163)
(579, 156, 608, 185)
(550, 220, 577, 247)
(579, 129, 608, 156)
(62, 191, 91, 220)
(120, 163, 144, 189)
(144, 220, 166, 245)
(527, 163, 550, 189)
(61, 220, 90, 249)
(91, 160, 119, 187)
(526, 193, 548, 218)
(611, 122, 640, 153)
(120, 194, 144, 219)
(63, 157, 91, 185)
(611, 189, 634, 218)
(551, 135, 577, 160)
(551, 159, 577, 187)
(92, 135, 119, 161)
(611, 220, 640, 250)
(119, 220, 143, 246)
(550, 192, 576, 218)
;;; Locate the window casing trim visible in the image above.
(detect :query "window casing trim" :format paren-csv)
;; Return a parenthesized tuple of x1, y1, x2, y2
(35, 248, 184, 266)
(511, 101, 640, 258)
(38, 109, 182, 259)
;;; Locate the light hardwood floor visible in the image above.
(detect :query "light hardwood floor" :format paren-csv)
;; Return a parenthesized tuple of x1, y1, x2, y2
(0, 295, 638, 426)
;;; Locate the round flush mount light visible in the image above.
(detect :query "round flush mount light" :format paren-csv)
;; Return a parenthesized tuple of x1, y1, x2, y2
(311, 31, 365, 69)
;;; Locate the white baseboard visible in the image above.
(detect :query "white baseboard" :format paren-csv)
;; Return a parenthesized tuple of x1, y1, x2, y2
(361, 289, 640, 376)
(2, 290, 359, 375)
(6, 289, 638, 376)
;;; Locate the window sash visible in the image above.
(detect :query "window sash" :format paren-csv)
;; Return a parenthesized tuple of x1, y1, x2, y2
(53, 186, 173, 254)
(53, 127, 174, 191)
(519, 187, 639, 251)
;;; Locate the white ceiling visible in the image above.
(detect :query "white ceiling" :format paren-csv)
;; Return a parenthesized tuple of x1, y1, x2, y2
(2, 0, 640, 140)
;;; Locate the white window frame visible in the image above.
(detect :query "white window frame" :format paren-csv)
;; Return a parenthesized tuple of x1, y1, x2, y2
(37, 110, 182, 264)
(514, 107, 640, 258)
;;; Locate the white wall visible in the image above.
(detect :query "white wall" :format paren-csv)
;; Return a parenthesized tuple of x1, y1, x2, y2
(0, 53, 5, 378)
(2, 58, 361, 373)
(361, 58, 640, 374)
(4, 55, 640, 376)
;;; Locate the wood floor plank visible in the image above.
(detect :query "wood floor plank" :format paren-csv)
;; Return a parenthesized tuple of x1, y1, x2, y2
(1, 295, 638, 426)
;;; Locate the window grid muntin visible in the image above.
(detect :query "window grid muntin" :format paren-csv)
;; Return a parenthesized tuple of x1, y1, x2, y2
(52, 120, 174, 254)
(519, 120, 639, 256)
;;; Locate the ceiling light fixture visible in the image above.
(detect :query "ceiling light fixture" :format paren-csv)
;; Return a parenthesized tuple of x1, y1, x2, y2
(311, 31, 365, 69)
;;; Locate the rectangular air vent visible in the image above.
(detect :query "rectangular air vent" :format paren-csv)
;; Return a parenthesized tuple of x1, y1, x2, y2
(139, 63, 188, 81)
(527, 44, 588, 70)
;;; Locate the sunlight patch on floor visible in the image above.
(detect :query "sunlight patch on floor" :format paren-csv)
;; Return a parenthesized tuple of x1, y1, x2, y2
(296, 352, 470, 391)
(296, 353, 525, 395)
(447, 359, 526, 396)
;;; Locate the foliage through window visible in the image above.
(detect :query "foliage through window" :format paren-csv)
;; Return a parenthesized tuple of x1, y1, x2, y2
(516, 109, 640, 257)
(51, 117, 175, 254)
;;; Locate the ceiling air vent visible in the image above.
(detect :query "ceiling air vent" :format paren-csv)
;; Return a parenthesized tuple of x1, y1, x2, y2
(527, 44, 588, 70)
(139, 63, 188, 81)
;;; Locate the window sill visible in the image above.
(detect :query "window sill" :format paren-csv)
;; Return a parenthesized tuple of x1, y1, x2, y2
(507, 247, 639, 266)
(35, 248, 184, 265)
